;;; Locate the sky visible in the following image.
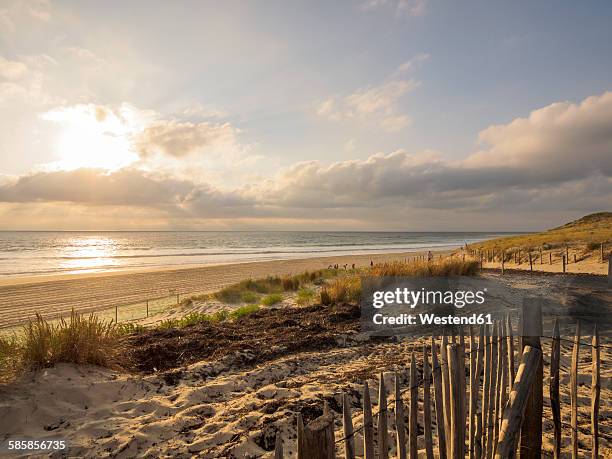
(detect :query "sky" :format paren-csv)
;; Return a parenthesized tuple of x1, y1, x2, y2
(0, 0, 611, 231)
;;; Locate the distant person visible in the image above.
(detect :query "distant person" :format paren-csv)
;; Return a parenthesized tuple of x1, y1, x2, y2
(352, 263, 355, 270)
(370, 260, 373, 267)
(427, 250, 433, 262)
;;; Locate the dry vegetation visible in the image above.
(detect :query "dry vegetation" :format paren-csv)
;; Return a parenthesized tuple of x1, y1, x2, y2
(0, 311, 122, 381)
(0, 258, 479, 380)
(471, 212, 612, 253)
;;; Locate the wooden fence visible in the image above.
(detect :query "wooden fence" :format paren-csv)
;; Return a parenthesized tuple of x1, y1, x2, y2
(273, 302, 603, 458)
(464, 243, 609, 275)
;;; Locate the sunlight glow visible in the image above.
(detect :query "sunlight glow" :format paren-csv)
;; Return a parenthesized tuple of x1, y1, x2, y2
(42, 104, 143, 171)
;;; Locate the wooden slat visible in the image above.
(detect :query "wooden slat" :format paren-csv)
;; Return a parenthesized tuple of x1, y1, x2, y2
(431, 336, 448, 459)
(474, 325, 485, 459)
(506, 315, 515, 387)
(550, 319, 561, 459)
(447, 344, 464, 459)
(571, 322, 581, 459)
(274, 431, 283, 459)
(495, 346, 543, 459)
(486, 323, 499, 459)
(378, 373, 389, 459)
(519, 298, 543, 459)
(342, 393, 355, 459)
(441, 334, 452, 458)
(363, 381, 375, 459)
(423, 345, 434, 459)
(592, 324, 600, 459)
(481, 324, 492, 458)
(468, 326, 477, 459)
(409, 353, 418, 459)
(394, 373, 407, 459)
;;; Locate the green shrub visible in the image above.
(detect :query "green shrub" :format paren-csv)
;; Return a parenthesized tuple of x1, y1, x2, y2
(240, 291, 259, 303)
(261, 293, 283, 306)
(296, 287, 316, 306)
(230, 304, 260, 319)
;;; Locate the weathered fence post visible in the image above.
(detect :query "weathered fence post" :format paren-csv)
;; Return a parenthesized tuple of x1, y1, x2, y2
(482, 324, 492, 458)
(571, 322, 580, 459)
(363, 381, 375, 459)
(592, 324, 600, 459)
(474, 325, 485, 459)
(296, 410, 335, 459)
(441, 334, 452, 458)
(274, 431, 283, 459)
(409, 353, 418, 459)
(506, 315, 515, 385)
(115, 305, 118, 323)
(562, 255, 566, 273)
(495, 346, 543, 459)
(423, 346, 434, 459)
(501, 251, 505, 275)
(486, 323, 499, 459)
(378, 373, 389, 459)
(550, 319, 561, 459)
(431, 336, 448, 459)
(539, 247, 542, 264)
(342, 393, 355, 459)
(394, 373, 406, 459)
(519, 298, 543, 459)
(146, 299, 149, 318)
(549, 252, 552, 265)
(528, 253, 533, 273)
(447, 344, 464, 459)
(469, 327, 477, 459)
(497, 320, 509, 446)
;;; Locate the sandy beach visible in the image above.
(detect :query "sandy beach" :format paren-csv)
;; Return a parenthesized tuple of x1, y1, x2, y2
(0, 250, 445, 329)
(0, 270, 609, 458)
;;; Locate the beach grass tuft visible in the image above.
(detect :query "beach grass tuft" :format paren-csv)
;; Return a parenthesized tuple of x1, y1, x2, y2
(261, 293, 283, 306)
(21, 311, 120, 370)
(296, 287, 316, 306)
(370, 258, 480, 277)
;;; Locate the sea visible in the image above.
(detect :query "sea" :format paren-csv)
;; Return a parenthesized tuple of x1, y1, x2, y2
(0, 231, 516, 278)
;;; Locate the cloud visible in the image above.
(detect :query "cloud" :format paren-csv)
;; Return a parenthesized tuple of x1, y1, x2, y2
(392, 53, 429, 77)
(465, 92, 612, 181)
(0, 56, 28, 80)
(0, 91, 610, 229)
(134, 120, 239, 158)
(317, 79, 418, 132)
(360, 0, 428, 17)
(0, 168, 254, 216)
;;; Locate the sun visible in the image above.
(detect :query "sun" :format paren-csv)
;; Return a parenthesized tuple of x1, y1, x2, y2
(42, 104, 142, 171)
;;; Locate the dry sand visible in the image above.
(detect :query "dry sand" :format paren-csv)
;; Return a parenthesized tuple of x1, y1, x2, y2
(0, 250, 442, 329)
(0, 325, 608, 458)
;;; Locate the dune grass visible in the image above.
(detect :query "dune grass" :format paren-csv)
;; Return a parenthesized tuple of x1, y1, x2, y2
(370, 258, 480, 277)
(0, 311, 123, 378)
(296, 287, 316, 306)
(261, 293, 283, 306)
(320, 257, 480, 305)
(213, 269, 337, 304)
(471, 212, 612, 253)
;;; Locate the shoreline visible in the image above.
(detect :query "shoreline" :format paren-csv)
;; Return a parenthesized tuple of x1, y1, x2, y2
(0, 249, 449, 329)
(0, 247, 457, 287)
